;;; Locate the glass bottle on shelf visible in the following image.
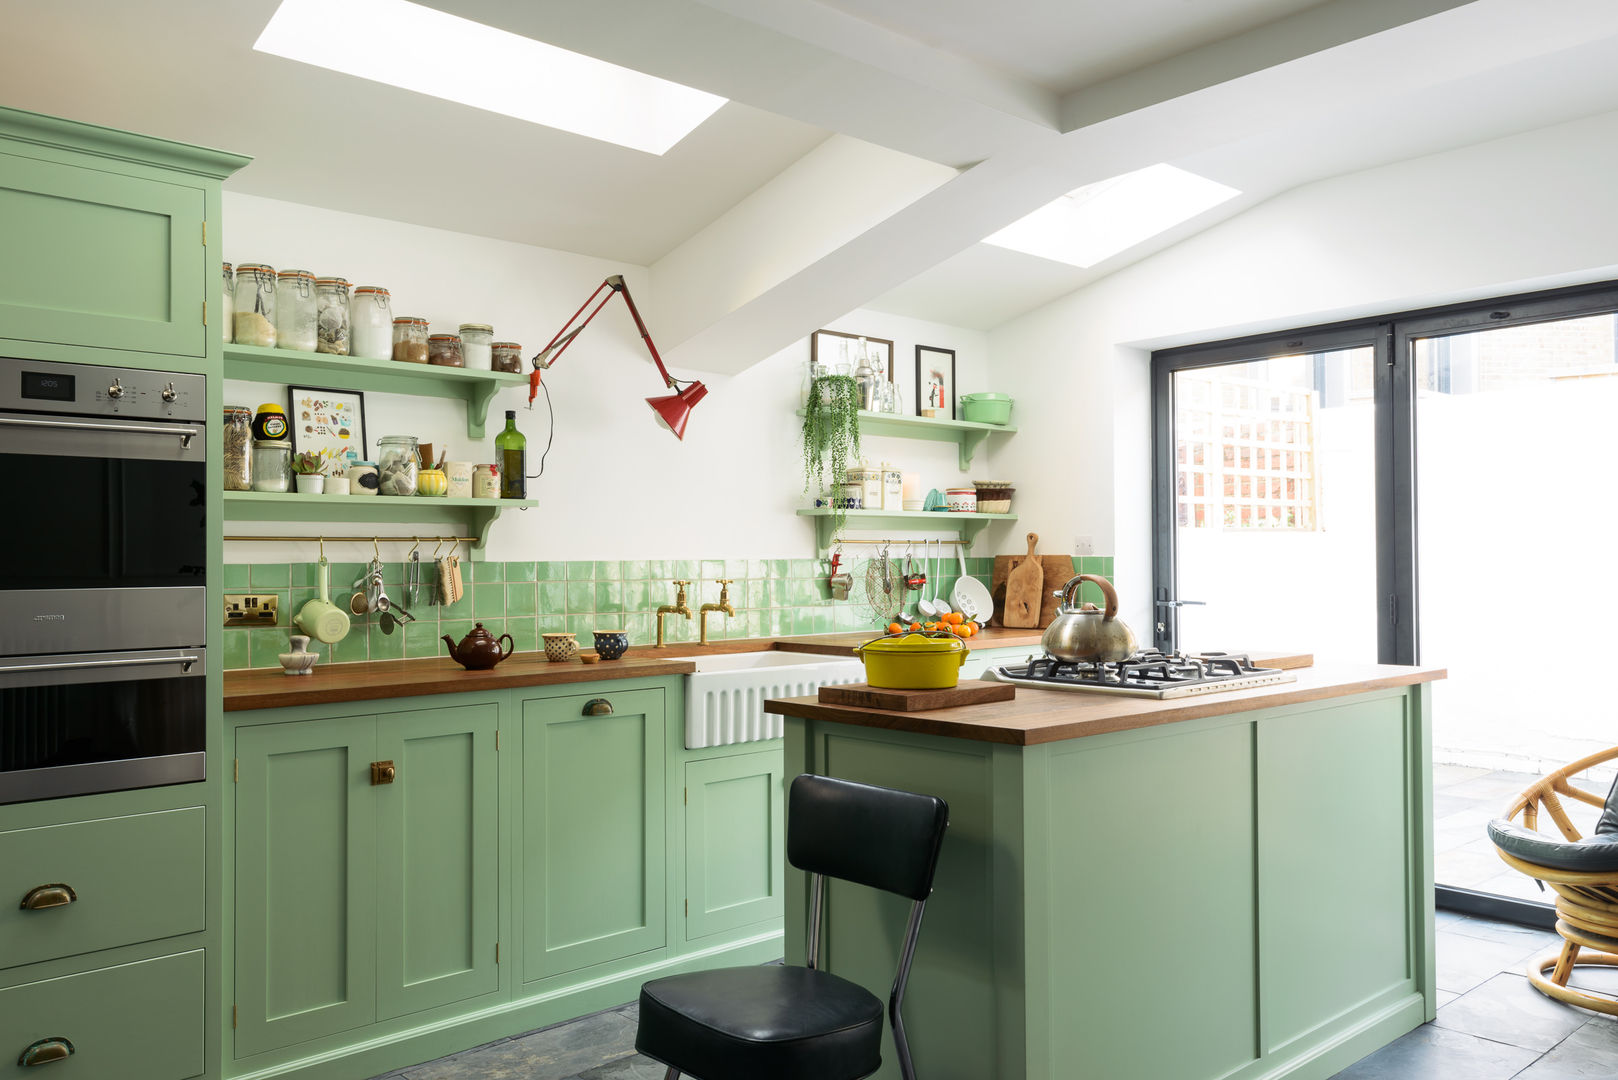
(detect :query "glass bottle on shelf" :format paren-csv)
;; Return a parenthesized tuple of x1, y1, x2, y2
(233, 263, 277, 347)
(315, 277, 350, 355)
(274, 269, 317, 351)
(495, 410, 527, 499)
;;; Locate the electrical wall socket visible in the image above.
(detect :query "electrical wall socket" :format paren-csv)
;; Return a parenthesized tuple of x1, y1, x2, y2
(1073, 535, 1095, 556)
(224, 594, 278, 627)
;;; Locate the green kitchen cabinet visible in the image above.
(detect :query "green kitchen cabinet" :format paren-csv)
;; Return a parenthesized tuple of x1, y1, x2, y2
(519, 687, 667, 983)
(233, 701, 499, 1058)
(684, 750, 784, 940)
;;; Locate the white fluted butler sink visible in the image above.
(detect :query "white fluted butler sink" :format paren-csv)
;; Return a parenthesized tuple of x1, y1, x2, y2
(684, 650, 864, 749)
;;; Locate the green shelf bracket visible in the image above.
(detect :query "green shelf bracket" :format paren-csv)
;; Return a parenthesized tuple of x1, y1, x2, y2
(959, 429, 990, 470)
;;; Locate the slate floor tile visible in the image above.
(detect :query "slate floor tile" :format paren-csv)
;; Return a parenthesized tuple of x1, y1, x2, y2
(1434, 973, 1590, 1051)
(1436, 927, 1545, 994)
(1446, 915, 1560, 950)
(402, 1008, 637, 1080)
(1328, 1024, 1540, 1079)
(573, 1055, 669, 1079)
(1514, 1018, 1618, 1079)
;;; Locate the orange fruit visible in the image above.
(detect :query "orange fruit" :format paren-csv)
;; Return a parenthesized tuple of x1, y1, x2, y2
(909, 622, 921, 631)
(887, 622, 902, 635)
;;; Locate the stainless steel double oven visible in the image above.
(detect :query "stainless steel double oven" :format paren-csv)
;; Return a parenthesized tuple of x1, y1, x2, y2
(0, 356, 207, 803)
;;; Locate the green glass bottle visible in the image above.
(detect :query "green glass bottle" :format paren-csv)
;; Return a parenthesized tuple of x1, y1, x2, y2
(495, 410, 526, 499)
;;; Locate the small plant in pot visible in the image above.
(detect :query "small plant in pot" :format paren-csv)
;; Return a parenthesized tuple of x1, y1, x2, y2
(802, 374, 860, 531)
(291, 450, 330, 494)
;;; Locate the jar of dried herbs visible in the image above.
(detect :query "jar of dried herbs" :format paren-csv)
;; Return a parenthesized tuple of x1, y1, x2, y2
(315, 277, 350, 355)
(233, 263, 277, 347)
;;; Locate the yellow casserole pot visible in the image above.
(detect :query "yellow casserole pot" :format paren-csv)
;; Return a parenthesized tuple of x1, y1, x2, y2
(853, 631, 970, 689)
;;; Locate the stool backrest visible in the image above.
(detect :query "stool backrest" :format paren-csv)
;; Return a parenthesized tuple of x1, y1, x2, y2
(787, 774, 949, 901)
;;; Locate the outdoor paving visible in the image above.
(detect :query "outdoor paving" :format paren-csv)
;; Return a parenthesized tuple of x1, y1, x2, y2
(1433, 764, 1610, 899)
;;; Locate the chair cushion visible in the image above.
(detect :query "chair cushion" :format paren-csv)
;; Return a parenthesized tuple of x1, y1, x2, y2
(1596, 772, 1618, 836)
(636, 965, 884, 1080)
(1489, 818, 1618, 872)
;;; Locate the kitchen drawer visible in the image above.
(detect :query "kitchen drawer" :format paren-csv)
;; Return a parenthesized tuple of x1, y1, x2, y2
(0, 950, 203, 1079)
(0, 807, 205, 970)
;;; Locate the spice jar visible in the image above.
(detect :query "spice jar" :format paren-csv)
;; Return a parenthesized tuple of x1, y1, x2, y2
(222, 263, 235, 345)
(223, 405, 252, 491)
(491, 341, 523, 373)
(347, 461, 379, 496)
(472, 464, 499, 499)
(251, 440, 292, 493)
(233, 263, 277, 346)
(251, 402, 289, 442)
(459, 324, 493, 370)
(391, 317, 429, 364)
(274, 269, 317, 351)
(378, 435, 419, 496)
(351, 286, 392, 360)
(315, 277, 350, 355)
(428, 334, 464, 368)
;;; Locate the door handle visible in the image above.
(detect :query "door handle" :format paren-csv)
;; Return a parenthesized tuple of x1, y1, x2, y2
(18, 1038, 74, 1066)
(0, 654, 200, 675)
(19, 884, 77, 910)
(370, 760, 396, 785)
(583, 698, 613, 716)
(0, 414, 198, 448)
(1153, 599, 1206, 608)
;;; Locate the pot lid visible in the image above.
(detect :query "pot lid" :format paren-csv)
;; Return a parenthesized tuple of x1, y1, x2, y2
(860, 632, 964, 654)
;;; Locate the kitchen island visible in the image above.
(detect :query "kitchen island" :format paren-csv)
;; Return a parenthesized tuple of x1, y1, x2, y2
(767, 663, 1445, 1080)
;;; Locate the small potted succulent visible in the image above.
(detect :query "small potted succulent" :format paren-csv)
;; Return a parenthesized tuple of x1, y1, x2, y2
(291, 449, 331, 494)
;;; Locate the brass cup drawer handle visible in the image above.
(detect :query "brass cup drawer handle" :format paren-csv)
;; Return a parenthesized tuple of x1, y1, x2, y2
(19, 1037, 74, 1066)
(583, 698, 613, 716)
(370, 760, 396, 785)
(20, 884, 76, 911)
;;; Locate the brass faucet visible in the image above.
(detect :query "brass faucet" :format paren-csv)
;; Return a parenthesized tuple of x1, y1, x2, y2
(699, 579, 736, 646)
(655, 580, 692, 647)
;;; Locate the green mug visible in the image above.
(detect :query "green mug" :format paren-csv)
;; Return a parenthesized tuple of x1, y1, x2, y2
(295, 557, 350, 645)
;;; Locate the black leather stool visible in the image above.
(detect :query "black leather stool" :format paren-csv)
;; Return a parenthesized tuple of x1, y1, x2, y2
(636, 773, 949, 1080)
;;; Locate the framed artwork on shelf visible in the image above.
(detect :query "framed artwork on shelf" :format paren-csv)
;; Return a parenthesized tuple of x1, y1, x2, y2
(287, 385, 368, 470)
(915, 345, 956, 419)
(811, 329, 895, 385)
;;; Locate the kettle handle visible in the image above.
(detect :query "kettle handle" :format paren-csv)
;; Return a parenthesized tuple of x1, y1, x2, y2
(1056, 574, 1120, 620)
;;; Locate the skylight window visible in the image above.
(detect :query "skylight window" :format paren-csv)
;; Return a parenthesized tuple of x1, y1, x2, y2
(983, 164, 1239, 268)
(254, 0, 728, 155)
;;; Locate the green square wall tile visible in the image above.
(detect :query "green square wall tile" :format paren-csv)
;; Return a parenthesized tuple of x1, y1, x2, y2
(473, 582, 505, 617)
(224, 564, 251, 590)
(368, 623, 405, 661)
(327, 631, 368, 665)
(248, 628, 288, 669)
(439, 591, 471, 619)
(404, 621, 441, 659)
(538, 581, 566, 613)
(506, 582, 537, 616)
(1100, 556, 1115, 576)
(506, 617, 539, 652)
(746, 610, 766, 638)
(222, 629, 252, 670)
(566, 614, 596, 636)
(674, 559, 697, 580)
(535, 561, 564, 581)
(595, 561, 620, 580)
(594, 582, 623, 613)
(250, 563, 289, 588)
(439, 619, 474, 647)
(621, 581, 649, 611)
(724, 559, 748, 579)
(626, 613, 654, 644)
(537, 615, 565, 634)
(748, 559, 769, 579)
(789, 559, 816, 576)
(566, 581, 594, 613)
(567, 561, 595, 580)
(770, 559, 789, 576)
(699, 560, 723, 579)
(289, 562, 315, 587)
(460, 559, 483, 582)
(647, 560, 672, 579)
(505, 561, 537, 582)
(621, 560, 648, 581)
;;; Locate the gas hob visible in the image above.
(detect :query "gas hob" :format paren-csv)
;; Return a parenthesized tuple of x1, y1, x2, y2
(983, 650, 1296, 699)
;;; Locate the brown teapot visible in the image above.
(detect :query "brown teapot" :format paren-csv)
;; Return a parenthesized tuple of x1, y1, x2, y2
(443, 623, 515, 670)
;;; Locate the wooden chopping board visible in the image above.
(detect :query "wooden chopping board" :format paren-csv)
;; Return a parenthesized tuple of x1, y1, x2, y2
(818, 680, 1015, 711)
(991, 553, 1075, 628)
(1002, 533, 1044, 627)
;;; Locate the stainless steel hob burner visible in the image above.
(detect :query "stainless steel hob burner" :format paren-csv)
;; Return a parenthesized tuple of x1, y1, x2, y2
(984, 649, 1297, 699)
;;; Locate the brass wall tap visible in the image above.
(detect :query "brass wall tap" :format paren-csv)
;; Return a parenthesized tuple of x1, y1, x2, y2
(655, 580, 692, 648)
(699, 579, 737, 645)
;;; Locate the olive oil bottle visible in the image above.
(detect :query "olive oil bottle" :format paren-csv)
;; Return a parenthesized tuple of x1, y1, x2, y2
(495, 410, 526, 499)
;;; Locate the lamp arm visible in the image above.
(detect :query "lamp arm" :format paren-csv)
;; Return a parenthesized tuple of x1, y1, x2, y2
(609, 275, 682, 389)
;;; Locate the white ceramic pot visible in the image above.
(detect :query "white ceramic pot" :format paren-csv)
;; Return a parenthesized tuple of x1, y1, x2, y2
(324, 475, 350, 495)
(296, 474, 325, 494)
(945, 487, 977, 512)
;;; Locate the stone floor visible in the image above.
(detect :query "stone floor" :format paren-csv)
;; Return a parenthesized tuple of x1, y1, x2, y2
(368, 910, 1618, 1080)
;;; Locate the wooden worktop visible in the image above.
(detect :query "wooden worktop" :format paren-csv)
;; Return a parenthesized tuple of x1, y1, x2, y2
(223, 654, 696, 712)
(764, 662, 1445, 746)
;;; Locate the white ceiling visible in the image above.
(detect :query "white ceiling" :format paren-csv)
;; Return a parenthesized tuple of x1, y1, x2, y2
(6, 0, 1618, 365)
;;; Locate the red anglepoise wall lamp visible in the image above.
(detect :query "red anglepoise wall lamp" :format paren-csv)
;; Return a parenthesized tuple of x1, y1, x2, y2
(528, 275, 708, 440)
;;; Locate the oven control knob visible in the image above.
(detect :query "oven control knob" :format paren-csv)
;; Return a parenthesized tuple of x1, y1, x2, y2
(161, 382, 178, 403)
(106, 379, 125, 399)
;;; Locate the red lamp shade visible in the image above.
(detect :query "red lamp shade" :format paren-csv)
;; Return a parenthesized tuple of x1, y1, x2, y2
(646, 380, 708, 441)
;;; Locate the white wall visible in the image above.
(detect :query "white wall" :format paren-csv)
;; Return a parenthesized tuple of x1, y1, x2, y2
(222, 192, 989, 565)
(985, 106, 1618, 635)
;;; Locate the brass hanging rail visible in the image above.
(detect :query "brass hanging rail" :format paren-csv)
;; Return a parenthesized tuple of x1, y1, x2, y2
(828, 537, 967, 546)
(224, 534, 477, 545)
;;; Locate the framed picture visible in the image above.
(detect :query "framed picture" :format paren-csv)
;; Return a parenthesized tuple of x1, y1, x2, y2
(915, 346, 956, 419)
(287, 385, 368, 469)
(811, 329, 895, 384)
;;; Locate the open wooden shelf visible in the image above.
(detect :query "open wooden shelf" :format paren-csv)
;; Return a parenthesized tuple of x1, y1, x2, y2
(223, 491, 536, 556)
(795, 409, 1016, 469)
(796, 507, 1017, 548)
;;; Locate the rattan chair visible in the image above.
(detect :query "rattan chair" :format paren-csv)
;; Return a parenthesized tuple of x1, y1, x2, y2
(1488, 746, 1618, 1016)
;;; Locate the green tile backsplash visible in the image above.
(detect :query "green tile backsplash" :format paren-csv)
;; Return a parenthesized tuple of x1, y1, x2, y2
(222, 554, 1113, 670)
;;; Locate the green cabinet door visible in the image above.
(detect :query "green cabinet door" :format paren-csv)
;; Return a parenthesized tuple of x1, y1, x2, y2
(520, 689, 666, 982)
(0, 148, 206, 357)
(685, 751, 784, 940)
(234, 717, 377, 1058)
(375, 704, 500, 1020)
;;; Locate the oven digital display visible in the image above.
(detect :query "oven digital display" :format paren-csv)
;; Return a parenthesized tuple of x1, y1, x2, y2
(21, 371, 75, 402)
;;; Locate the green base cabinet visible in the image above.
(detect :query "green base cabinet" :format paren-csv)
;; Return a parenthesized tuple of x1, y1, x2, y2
(684, 750, 784, 940)
(785, 686, 1436, 1080)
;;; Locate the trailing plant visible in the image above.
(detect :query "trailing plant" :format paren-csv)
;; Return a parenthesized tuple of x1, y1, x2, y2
(801, 375, 861, 531)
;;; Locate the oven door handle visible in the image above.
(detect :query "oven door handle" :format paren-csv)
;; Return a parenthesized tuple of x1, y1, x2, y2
(0, 415, 197, 448)
(0, 654, 201, 675)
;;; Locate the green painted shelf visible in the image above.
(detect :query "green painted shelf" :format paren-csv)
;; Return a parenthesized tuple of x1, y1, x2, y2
(223, 491, 536, 557)
(795, 508, 1017, 549)
(224, 343, 528, 439)
(795, 409, 1016, 469)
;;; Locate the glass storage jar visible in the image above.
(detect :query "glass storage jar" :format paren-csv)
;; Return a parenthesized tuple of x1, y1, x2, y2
(315, 277, 350, 355)
(428, 334, 463, 368)
(233, 263, 277, 346)
(459, 324, 493, 370)
(351, 286, 392, 360)
(377, 435, 419, 496)
(222, 263, 235, 345)
(392, 316, 429, 363)
(223, 404, 252, 491)
(251, 440, 292, 493)
(491, 341, 523, 373)
(274, 269, 317, 351)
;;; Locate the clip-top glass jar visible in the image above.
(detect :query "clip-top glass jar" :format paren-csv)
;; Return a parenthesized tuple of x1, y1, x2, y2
(351, 286, 393, 360)
(275, 269, 317, 351)
(378, 435, 419, 496)
(459, 324, 493, 370)
(223, 404, 252, 491)
(222, 263, 235, 345)
(428, 334, 464, 368)
(392, 317, 429, 364)
(233, 263, 277, 346)
(491, 341, 523, 373)
(315, 277, 350, 355)
(251, 439, 292, 493)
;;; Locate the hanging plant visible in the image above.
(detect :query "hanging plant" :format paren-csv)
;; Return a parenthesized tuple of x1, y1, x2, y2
(802, 375, 861, 530)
